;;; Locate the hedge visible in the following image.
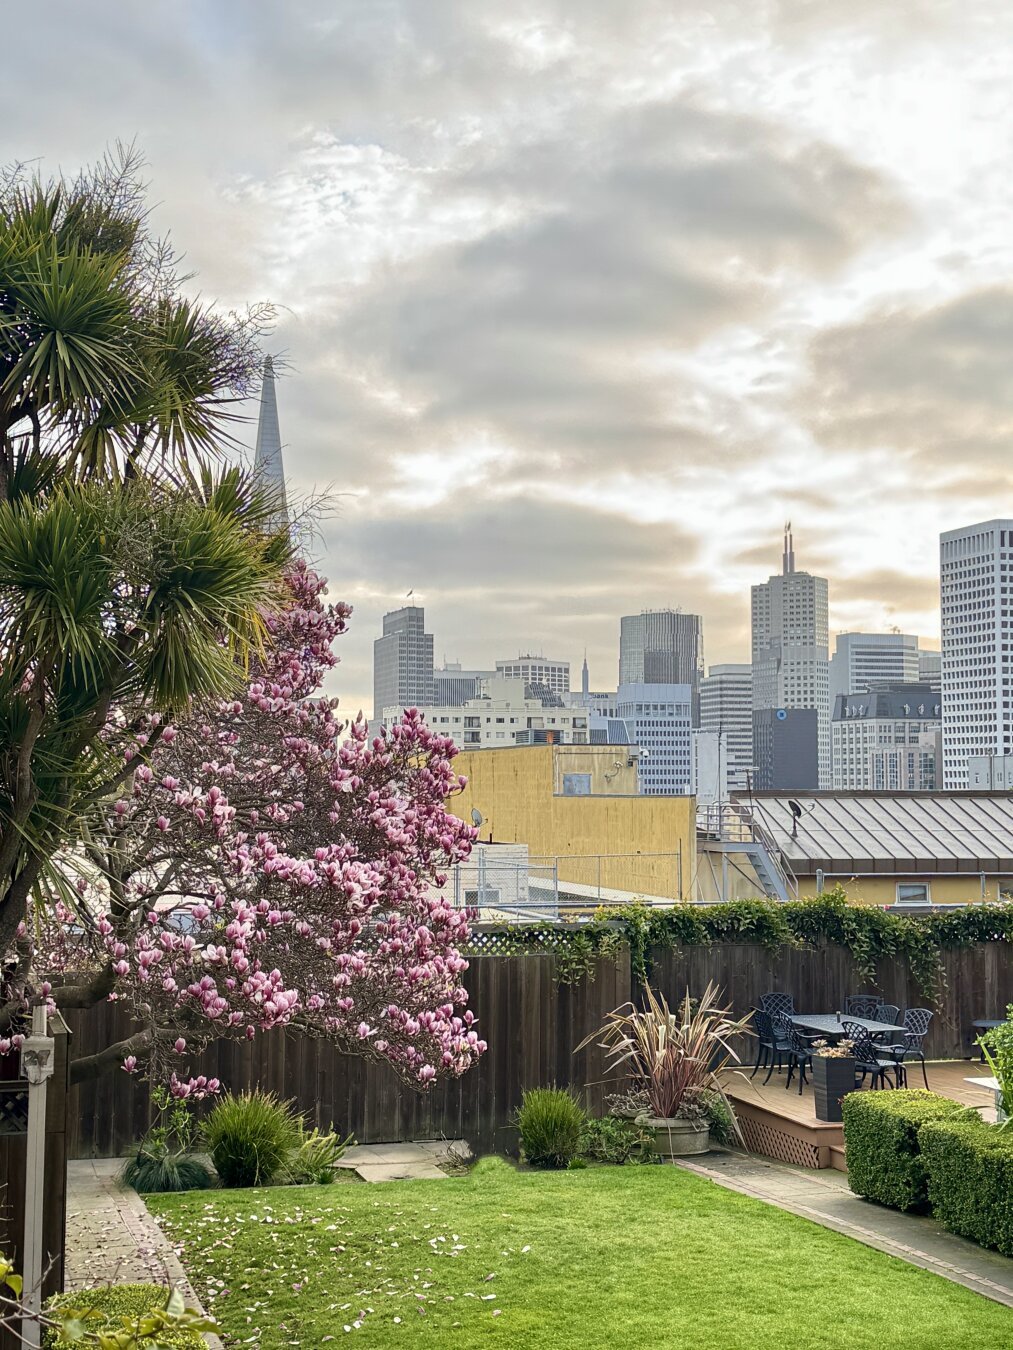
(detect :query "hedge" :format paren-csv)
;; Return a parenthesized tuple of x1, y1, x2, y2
(842, 1090, 979, 1213)
(43, 1283, 205, 1348)
(920, 1119, 1013, 1256)
(468, 887, 1013, 997)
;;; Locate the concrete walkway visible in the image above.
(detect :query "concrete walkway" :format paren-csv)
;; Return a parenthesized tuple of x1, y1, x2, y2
(337, 1137, 470, 1181)
(678, 1151, 1013, 1309)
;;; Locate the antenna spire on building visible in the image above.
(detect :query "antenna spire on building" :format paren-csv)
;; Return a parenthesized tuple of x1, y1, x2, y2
(782, 520, 795, 575)
(582, 650, 590, 697)
(254, 355, 288, 524)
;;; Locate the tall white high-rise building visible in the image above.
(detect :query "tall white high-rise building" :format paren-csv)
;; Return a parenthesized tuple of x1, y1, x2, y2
(495, 654, 570, 695)
(829, 633, 920, 702)
(699, 664, 752, 792)
(751, 525, 830, 787)
(940, 519, 1013, 787)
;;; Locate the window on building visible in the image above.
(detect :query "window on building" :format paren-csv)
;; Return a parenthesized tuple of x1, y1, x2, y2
(895, 883, 930, 906)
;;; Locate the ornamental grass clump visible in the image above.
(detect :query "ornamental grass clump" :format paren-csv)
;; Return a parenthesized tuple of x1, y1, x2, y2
(576, 981, 751, 1134)
(203, 1090, 301, 1187)
(516, 1087, 586, 1168)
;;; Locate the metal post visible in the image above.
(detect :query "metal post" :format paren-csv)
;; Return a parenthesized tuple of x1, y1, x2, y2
(816, 868, 825, 896)
(678, 843, 683, 901)
(597, 854, 602, 903)
(20, 1005, 54, 1349)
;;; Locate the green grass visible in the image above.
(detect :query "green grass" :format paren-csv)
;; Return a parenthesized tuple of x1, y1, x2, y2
(147, 1159, 1013, 1349)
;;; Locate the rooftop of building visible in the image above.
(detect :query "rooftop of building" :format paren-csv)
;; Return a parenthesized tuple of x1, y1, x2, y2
(734, 790, 1013, 873)
(832, 684, 941, 721)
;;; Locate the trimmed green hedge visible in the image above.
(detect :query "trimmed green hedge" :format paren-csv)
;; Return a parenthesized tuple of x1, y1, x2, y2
(920, 1119, 1013, 1256)
(842, 1090, 979, 1213)
(43, 1283, 205, 1348)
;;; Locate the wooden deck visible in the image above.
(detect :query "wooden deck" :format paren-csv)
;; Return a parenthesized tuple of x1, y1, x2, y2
(721, 1060, 997, 1172)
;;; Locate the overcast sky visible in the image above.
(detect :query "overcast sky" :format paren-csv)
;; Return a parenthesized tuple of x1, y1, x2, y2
(10, 1, 1013, 712)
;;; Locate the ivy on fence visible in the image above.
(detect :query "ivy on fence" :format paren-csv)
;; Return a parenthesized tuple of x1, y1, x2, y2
(462, 887, 1013, 1000)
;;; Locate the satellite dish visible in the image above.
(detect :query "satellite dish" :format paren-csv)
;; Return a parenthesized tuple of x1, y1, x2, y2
(471, 808, 483, 828)
(788, 800, 803, 820)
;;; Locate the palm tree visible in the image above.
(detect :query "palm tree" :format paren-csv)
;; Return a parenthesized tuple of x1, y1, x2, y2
(0, 151, 289, 973)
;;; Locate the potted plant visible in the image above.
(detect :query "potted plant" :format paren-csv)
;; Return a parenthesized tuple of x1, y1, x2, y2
(576, 981, 752, 1158)
(811, 1038, 856, 1123)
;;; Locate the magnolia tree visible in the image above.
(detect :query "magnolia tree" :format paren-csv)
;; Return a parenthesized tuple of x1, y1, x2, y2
(30, 563, 485, 1093)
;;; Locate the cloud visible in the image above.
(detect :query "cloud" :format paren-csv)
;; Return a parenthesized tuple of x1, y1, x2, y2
(804, 286, 1013, 465)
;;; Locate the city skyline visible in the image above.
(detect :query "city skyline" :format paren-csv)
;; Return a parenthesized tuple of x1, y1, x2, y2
(10, 4, 1013, 714)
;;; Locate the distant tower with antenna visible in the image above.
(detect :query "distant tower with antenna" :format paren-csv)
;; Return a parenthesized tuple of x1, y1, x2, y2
(582, 651, 590, 698)
(254, 355, 288, 524)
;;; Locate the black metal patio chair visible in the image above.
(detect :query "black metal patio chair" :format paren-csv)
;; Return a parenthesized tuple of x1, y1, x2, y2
(884, 1008, 932, 1089)
(759, 992, 795, 1018)
(871, 1004, 901, 1041)
(845, 995, 883, 1019)
(842, 1020, 905, 1090)
(752, 1007, 792, 1082)
(773, 1013, 818, 1095)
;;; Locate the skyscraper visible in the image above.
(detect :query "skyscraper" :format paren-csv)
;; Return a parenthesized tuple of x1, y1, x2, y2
(751, 525, 830, 787)
(699, 663, 752, 792)
(253, 355, 288, 524)
(619, 611, 703, 719)
(940, 519, 1013, 787)
(829, 632, 920, 702)
(373, 606, 435, 722)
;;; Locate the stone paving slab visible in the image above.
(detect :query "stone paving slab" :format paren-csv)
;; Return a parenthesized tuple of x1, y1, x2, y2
(337, 1137, 470, 1179)
(677, 1150, 1013, 1309)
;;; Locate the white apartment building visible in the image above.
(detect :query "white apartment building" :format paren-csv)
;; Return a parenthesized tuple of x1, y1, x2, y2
(832, 685, 941, 790)
(699, 663, 752, 792)
(383, 678, 588, 749)
(829, 633, 920, 702)
(495, 654, 570, 695)
(590, 683, 693, 795)
(940, 519, 1013, 788)
(751, 527, 830, 787)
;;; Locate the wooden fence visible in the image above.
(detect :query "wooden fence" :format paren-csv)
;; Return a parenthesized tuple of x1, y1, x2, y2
(64, 939, 1013, 1158)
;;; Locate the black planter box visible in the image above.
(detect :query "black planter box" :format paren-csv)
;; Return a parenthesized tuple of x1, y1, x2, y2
(813, 1055, 856, 1122)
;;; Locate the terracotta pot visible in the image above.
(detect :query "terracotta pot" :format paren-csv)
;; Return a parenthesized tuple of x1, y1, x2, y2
(644, 1117, 711, 1158)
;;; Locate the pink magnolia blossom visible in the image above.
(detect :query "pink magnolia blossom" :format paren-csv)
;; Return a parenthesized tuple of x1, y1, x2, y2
(33, 562, 484, 1090)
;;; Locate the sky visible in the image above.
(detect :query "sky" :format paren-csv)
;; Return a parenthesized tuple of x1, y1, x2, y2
(8, 0, 1013, 714)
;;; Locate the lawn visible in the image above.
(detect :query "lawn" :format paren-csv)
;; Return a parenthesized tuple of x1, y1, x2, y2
(147, 1159, 1013, 1349)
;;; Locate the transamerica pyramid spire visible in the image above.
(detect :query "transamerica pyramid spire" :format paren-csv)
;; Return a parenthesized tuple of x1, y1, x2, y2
(254, 355, 288, 523)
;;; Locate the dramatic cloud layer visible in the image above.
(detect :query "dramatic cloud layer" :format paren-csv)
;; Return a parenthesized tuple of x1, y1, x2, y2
(7, 0, 1011, 709)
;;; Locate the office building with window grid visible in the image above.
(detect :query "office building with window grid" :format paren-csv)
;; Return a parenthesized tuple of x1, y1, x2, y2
(940, 519, 1013, 787)
(751, 526, 830, 787)
(372, 605, 435, 722)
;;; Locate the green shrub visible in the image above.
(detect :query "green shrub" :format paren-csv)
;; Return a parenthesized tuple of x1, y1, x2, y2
(579, 1113, 655, 1164)
(283, 1125, 354, 1185)
(516, 1087, 586, 1168)
(43, 1284, 207, 1348)
(920, 1118, 1013, 1255)
(122, 1149, 213, 1194)
(203, 1090, 301, 1187)
(842, 1090, 978, 1212)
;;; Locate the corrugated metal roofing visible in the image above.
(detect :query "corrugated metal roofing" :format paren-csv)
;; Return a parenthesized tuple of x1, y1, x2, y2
(734, 792, 1013, 874)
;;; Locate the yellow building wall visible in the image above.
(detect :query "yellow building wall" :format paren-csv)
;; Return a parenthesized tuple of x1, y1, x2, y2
(808, 875, 1003, 906)
(450, 746, 695, 900)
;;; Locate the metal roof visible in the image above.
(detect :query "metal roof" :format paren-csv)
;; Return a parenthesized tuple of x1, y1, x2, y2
(735, 792, 1013, 875)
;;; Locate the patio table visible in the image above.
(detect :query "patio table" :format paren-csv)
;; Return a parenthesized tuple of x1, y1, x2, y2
(790, 1013, 905, 1039)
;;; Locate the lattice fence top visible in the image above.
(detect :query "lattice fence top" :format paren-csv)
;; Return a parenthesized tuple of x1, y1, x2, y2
(462, 927, 579, 957)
